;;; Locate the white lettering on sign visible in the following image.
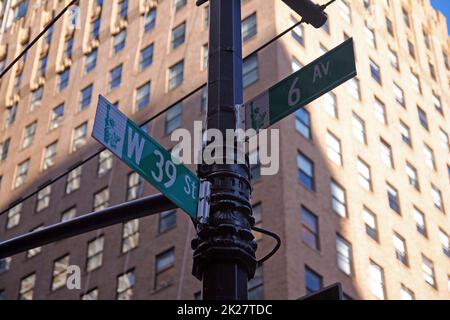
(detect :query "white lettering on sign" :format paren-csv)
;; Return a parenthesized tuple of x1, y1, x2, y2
(127, 127, 145, 165)
(313, 61, 330, 83)
(184, 175, 197, 199)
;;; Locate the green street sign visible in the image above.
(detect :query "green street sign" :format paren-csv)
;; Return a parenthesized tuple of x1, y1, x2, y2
(245, 38, 357, 131)
(92, 96, 200, 219)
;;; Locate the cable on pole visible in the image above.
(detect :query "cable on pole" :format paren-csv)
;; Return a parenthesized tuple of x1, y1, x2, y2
(252, 226, 282, 266)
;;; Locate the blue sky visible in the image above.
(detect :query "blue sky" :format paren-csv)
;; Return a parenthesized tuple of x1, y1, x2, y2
(431, 0, 450, 34)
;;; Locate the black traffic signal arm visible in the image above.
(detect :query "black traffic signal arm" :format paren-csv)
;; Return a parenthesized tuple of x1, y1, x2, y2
(196, 0, 329, 29)
(0, 194, 176, 259)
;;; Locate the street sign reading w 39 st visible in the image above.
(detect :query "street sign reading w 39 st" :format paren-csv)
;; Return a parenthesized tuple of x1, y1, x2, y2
(244, 38, 357, 131)
(92, 96, 200, 219)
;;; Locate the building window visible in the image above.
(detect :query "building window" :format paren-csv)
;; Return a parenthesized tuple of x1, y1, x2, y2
(364, 207, 378, 241)
(52, 255, 70, 291)
(347, 78, 360, 100)
(38, 54, 48, 77)
(171, 22, 186, 49)
(248, 264, 264, 300)
(116, 270, 135, 300)
(380, 139, 394, 169)
(339, 0, 351, 23)
(122, 219, 139, 253)
(407, 40, 415, 59)
(423, 144, 435, 170)
(0, 257, 11, 274)
(388, 48, 399, 70)
(136, 82, 151, 111)
(357, 158, 372, 191)
(301, 206, 319, 250)
(400, 285, 415, 300)
(336, 235, 352, 276)
(249, 149, 261, 183)
(144, 8, 157, 32)
(98, 150, 113, 176)
(139, 44, 154, 71)
(291, 16, 304, 45)
(243, 54, 259, 88)
(369, 59, 381, 84)
(433, 94, 442, 115)
(203, 5, 209, 28)
(331, 180, 346, 218)
(242, 13, 257, 42)
(72, 122, 88, 152)
(323, 92, 337, 118)
(61, 206, 77, 222)
(439, 129, 450, 152)
(411, 71, 421, 93)
(168, 60, 184, 90)
(369, 261, 385, 299)
(429, 63, 436, 81)
(81, 288, 99, 300)
(155, 248, 175, 290)
(109, 64, 123, 91)
(374, 97, 387, 124)
(0, 138, 10, 161)
(431, 184, 444, 212)
(87, 236, 104, 272)
(292, 57, 303, 72)
(365, 24, 376, 48)
(413, 207, 427, 237)
(165, 103, 182, 135)
(65, 166, 82, 195)
(65, 35, 74, 58)
(50, 104, 64, 130)
(297, 153, 314, 190)
(127, 172, 143, 201)
(80, 84, 93, 110)
(393, 232, 408, 266)
(93, 187, 109, 211)
(386, 17, 394, 36)
(36, 185, 51, 212)
(305, 266, 322, 294)
(19, 273, 36, 300)
(295, 108, 311, 139)
(174, 0, 187, 12)
(202, 43, 209, 70)
(387, 183, 400, 214)
(200, 87, 208, 113)
(399, 121, 411, 146)
(352, 113, 366, 144)
(159, 210, 176, 233)
(6, 203, 22, 229)
(14, 0, 29, 20)
(439, 229, 450, 258)
(85, 49, 98, 73)
(15, 159, 30, 188)
(91, 17, 101, 39)
(22, 122, 37, 149)
(326, 132, 342, 166)
(417, 107, 428, 130)
(422, 255, 436, 288)
(58, 68, 70, 91)
(42, 141, 58, 171)
(119, 0, 128, 19)
(405, 162, 419, 190)
(30, 86, 43, 111)
(393, 83, 405, 107)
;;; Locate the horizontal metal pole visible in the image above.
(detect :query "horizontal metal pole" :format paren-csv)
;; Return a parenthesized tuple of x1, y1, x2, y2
(0, 194, 177, 259)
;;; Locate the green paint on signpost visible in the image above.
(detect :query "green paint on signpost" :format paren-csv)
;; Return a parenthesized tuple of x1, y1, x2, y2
(245, 38, 357, 131)
(92, 96, 200, 219)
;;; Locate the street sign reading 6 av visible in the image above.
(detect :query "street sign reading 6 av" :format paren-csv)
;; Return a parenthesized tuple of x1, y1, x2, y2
(92, 96, 200, 219)
(244, 38, 357, 131)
